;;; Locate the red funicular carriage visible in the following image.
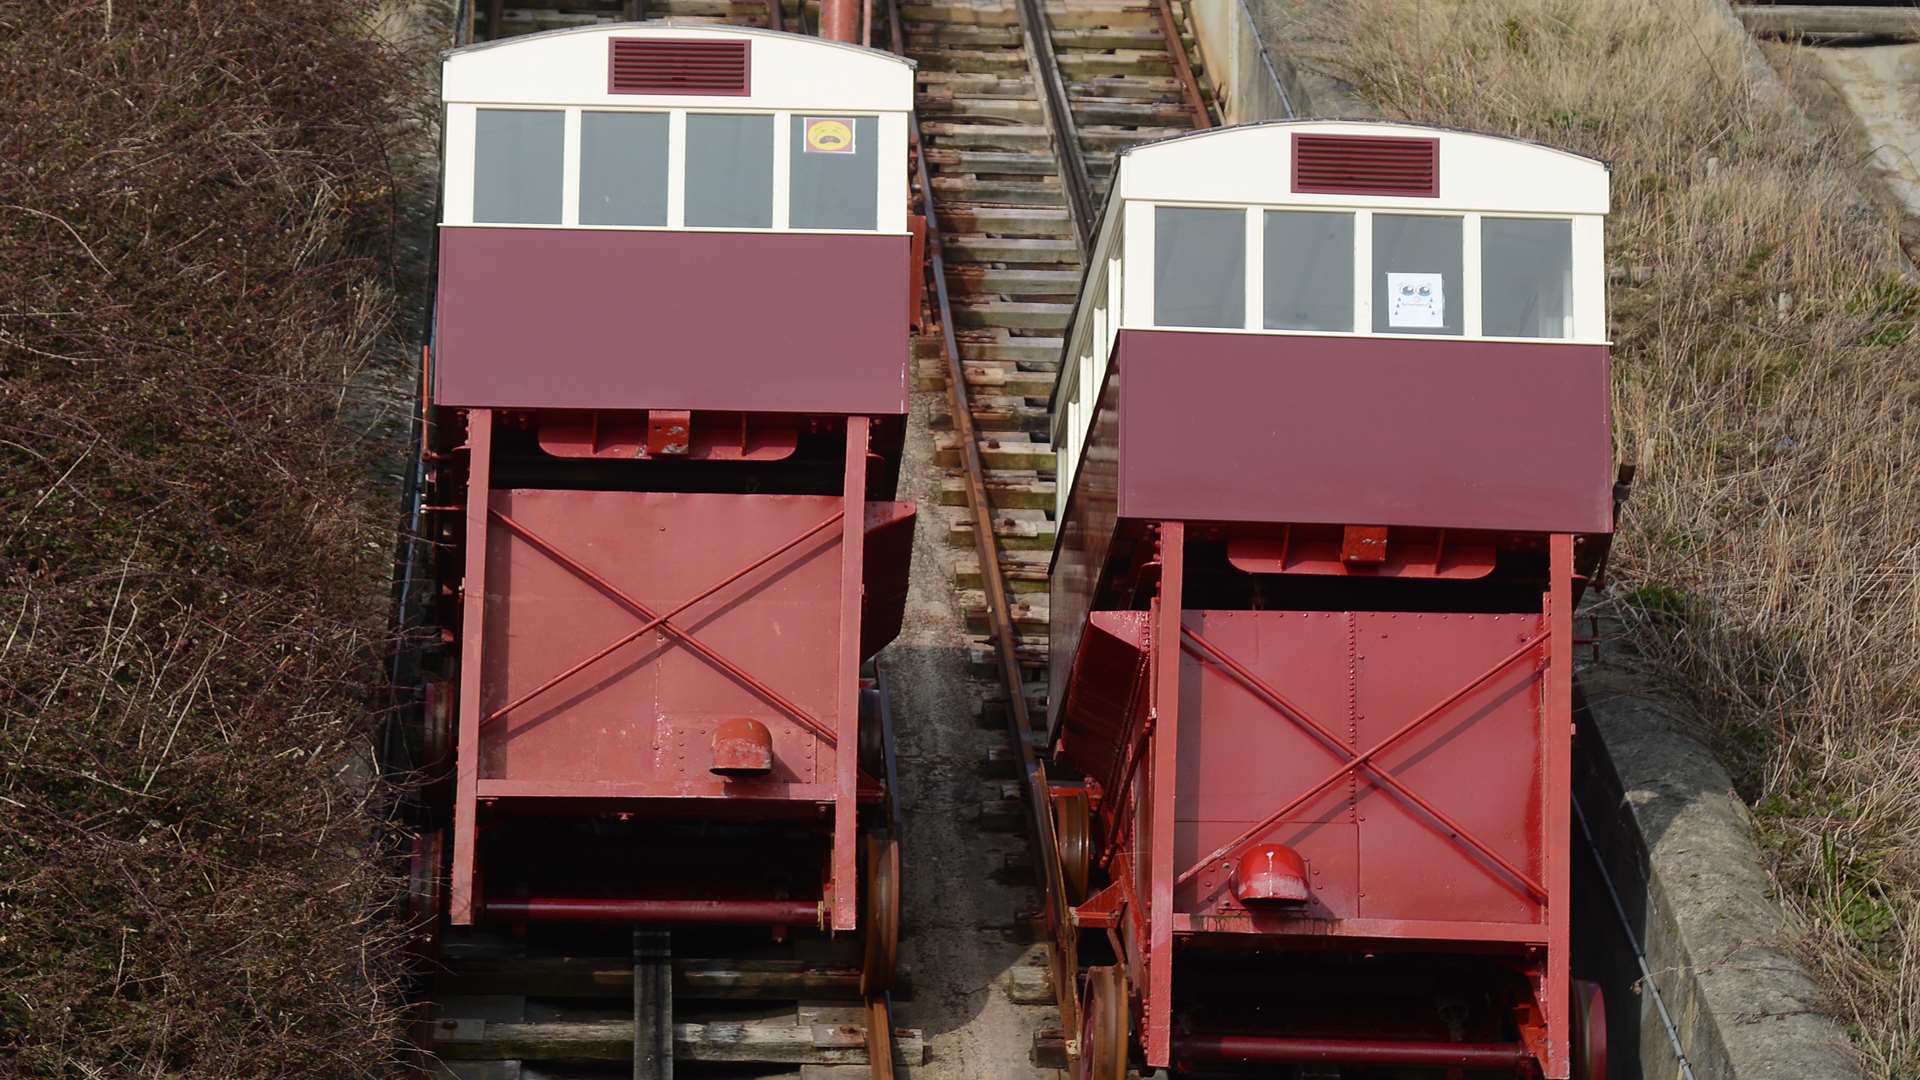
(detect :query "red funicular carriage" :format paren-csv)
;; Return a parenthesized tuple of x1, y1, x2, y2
(412, 22, 917, 993)
(1047, 121, 1615, 1078)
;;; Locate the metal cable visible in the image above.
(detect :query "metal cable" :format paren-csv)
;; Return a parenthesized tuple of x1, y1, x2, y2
(1574, 796, 1699, 1080)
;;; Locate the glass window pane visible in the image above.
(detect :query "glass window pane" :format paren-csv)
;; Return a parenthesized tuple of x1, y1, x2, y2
(1372, 214, 1462, 336)
(1154, 206, 1245, 329)
(473, 109, 563, 225)
(1482, 217, 1573, 339)
(790, 115, 878, 231)
(1264, 210, 1353, 332)
(685, 113, 773, 228)
(580, 111, 669, 226)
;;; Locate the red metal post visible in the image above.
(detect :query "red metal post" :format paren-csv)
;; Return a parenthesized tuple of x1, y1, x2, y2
(450, 408, 493, 925)
(1146, 522, 1184, 1068)
(1546, 532, 1574, 1077)
(832, 418, 869, 932)
(483, 896, 822, 926)
(1174, 1034, 1531, 1070)
(821, 0, 858, 42)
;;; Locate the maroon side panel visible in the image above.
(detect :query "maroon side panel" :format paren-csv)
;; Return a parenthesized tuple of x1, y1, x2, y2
(1116, 330, 1612, 534)
(435, 228, 910, 415)
(1048, 361, 1123, 730)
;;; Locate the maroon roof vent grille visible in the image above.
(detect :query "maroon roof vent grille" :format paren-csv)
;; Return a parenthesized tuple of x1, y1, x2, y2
(608, 38, 750, 96)
(1292, 134, 1439, 198)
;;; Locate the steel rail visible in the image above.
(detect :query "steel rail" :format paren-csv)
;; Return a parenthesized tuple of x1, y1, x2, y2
(882, 0, 1087, 1062)
(1011, 0, 1096, 249)
(1153, 0, 1214, 130)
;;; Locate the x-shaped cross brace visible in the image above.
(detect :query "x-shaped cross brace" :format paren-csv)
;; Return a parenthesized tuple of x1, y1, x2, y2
(1174, 623, 1549, 902)
(484, 506, 844, 747)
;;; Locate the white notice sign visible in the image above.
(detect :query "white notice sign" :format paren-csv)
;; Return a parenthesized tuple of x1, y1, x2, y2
(1387, 272, 1445, 329)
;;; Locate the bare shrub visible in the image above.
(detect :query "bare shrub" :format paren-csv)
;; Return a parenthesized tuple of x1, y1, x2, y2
(0, 1, 421, 1074)
(1310, 0, 1920, 1072)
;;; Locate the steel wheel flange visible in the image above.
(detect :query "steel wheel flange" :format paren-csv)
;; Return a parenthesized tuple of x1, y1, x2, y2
(1053, 789, 1093, 904)
(1080, 964, 1129, 1080)
(1572, 978, 1608, 1080)
(861, 826, 900, 995)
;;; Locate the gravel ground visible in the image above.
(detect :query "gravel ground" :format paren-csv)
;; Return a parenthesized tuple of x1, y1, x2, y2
(881, 381, 1059, 1079)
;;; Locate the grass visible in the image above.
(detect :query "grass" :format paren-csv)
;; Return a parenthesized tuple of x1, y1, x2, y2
(1306, 1, 1920, 1073)
(0, 1, 426, 1074)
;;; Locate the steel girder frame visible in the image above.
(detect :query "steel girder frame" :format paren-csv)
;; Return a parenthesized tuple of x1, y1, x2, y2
(446, 410, 872, 933)
(1093, 525, 1575, 1076)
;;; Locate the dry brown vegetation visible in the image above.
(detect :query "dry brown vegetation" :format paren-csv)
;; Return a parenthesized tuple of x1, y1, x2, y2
(1311, 0, 1920, 1073)
(0, 1, 423, 1074)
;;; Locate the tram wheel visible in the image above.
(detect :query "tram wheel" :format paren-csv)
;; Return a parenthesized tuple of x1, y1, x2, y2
(1053, 789, 1093, 904)
(861, 826, 900, 995)
(1571, 978, 1608, 1080)
(1080, 965, 1130, 1080)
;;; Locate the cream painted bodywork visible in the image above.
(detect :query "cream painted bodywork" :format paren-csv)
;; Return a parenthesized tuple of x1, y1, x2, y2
(441, 24, 913, 233)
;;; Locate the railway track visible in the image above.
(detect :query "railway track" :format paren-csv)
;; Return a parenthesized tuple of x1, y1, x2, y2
(894, 0, 1215, 1071)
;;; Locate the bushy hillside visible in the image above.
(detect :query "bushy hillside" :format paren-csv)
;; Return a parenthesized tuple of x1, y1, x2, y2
(0, 2, 420, 1074)
(1318, 1, 1919, 1072)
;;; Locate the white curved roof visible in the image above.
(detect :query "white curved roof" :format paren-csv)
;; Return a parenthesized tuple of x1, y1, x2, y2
(1116, 119, 1609, 215)
(443, 22, 914, 112)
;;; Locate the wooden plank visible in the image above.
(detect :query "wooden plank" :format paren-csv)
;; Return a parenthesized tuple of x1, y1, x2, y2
(922, 148, 1069, 179)
(433, 957, 894, 1001)
(953, 548, 1051, 591)
(1734, 4, 1920, 37)
(948, 515, 1055, 551)
(946, 266, 1082, 295)
(633, 930, 671, 1080)
(935, 433, 1056, 471)
(951, 301, 1074, 331)
(931, 177, 1066, 207)
(960, 590, 1050, 633)
(941, 475, 1055, 511)
(430, 1017, 927, 1066)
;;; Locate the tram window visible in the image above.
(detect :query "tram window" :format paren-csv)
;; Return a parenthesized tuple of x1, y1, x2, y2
(789, 115, 878, 230)
(473, 109, 564, 225)
(580, 111, 670, 227)
(685, 113, 774, 228)
(1372, 214, 1462, 336)
(1154, 206, 1245, 329)
(1264, 210, 1354, 332)
(1482, 217, 1573, 339)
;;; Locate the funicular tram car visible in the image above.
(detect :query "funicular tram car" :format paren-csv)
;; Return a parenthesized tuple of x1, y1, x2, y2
(1047, 121, 1616, 1078)
(409, 23, 918, 992)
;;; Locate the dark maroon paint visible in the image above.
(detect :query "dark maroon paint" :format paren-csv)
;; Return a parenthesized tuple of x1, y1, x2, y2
(1114, 329, 1612, 534)
(435, 227, 910, 414)
(1292, 133, 1439, 198)
(607, 38, 750, 96)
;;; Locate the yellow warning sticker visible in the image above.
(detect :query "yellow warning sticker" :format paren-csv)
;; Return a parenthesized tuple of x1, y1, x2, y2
(803, 116, 856, 155)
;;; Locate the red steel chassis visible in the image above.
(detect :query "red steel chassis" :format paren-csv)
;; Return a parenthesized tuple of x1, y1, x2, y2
(1056, 524, 1583, 1077)
(442, 409, 896, 933)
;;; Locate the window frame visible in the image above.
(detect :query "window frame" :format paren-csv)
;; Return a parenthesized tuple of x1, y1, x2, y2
(446, 102, 906, 235)
(1121, 199, 1605, 345)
